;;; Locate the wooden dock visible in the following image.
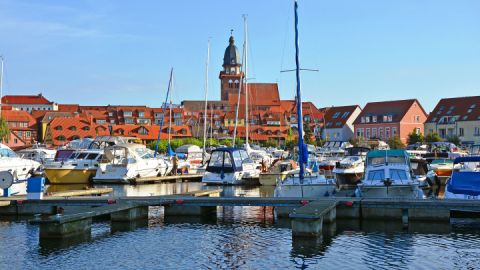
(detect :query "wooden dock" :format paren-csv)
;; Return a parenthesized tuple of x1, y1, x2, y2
(133, 174, 203, 184)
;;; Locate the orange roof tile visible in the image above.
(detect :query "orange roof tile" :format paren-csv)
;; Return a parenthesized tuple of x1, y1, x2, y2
(2, 94, 53, 105)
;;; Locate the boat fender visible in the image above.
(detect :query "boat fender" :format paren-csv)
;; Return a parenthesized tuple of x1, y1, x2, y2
(175, 199, 184, 204)
(300, 200, 309, 206)
(343, 201, 354, 207)
(107, 199, 116, 204)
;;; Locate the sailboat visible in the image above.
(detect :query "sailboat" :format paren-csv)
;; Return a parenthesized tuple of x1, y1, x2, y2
(274, 0, 336, 198)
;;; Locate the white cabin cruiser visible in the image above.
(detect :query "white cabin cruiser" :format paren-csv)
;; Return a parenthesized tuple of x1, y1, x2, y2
(202, 147, 260, 185)
(93, 144, 170, 184)
(356, 150, 424, 199)
(333, 147, 370, 188)
(16, 144, 56, 165)
(0, 144, 41, 196)
(274, 171, 336, 198)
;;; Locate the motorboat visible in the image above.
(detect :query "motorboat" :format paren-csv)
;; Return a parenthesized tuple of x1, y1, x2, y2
(333, 147, 370, 188)
(428, 142, 467, 159)
(16, 144, 56, 165)
(174, 144, 206, 174)
(410, 158, 431, 188)
(356, 150, 424, 199)
(444, 156, 480, 199)
(0, 143, 41, 196)
(259, 159, 297, 186)
(44, 149, 103, 184)
(202, 147, 260, 185)
(93, 144, 171, 184)
(274, 171, 336, 198)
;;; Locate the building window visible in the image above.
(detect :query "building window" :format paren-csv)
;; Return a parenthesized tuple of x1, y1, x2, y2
(26, 131, 31, 137)
(138, 111, 145, 117)
(439, 128, 446, 138)
(366, 128, 371, 138)
(383, 115, 388, 122)
(58, 136, 66, 141)
(125, 118, 134, 124)
(234, 80, 240, 88)
(459, 128, 464, 137)
(332, 112, 340, 119)
(175, 119, 182, 126)
(372, 128, 377, 138)
(356, 128, 364, 137)
(365, 116, 370, 123)
(108, 112, 113, 117)
(475, 127, 480, 136)
(55, 126, 62, 131)
(379, 127, 384, 138)
(18, 131, 23, 137)
(392, 127, 397, 136)
(372, 116, 377, 123)
(385, 127, 391, 138)
(69, 126, 77, 131)
(228, 80, 233, 88)
(415, 128, 421, 135)
(341, 112, 350, 119)
(387, 115, 393, 122)
(83, 126, 90, 131)
(361, 117, 365, 123)
(123, 111, 132, 117)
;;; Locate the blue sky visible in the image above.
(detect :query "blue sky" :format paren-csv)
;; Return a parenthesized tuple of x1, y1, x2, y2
(0, 0, 479, 112)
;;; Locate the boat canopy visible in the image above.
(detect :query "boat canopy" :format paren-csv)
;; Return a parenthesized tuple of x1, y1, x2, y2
(206, 147, 251, 173)
(454, 156, 480, 164)
(447, 170, 480, 196)
(367, 150, 407, 158)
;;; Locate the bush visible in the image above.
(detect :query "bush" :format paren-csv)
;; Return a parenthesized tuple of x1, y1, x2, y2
(387, 135, 405, 149)
(424, 133, 442, 143)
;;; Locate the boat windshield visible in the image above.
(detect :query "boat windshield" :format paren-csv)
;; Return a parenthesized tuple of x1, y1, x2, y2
(431, 159, 453, 165)
(0, 148, 17, 158)
(366, 169, 384, 181)
(368, 155, 406, 165)
(208, 151, 232, 168)
(232, 151, 243, 167)
(76, 153, 88, 160)
(390, 169, 408, 180)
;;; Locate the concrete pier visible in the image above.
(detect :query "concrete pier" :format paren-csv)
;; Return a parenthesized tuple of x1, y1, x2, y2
(289, 201, 338, 237)
(111, 206, 149, 222)
(164, 205, 217, 217)
(39, 216, 92, 239)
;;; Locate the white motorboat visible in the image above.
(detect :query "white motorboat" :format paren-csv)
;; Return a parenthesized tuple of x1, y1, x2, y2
(333, 147, 369, 188)
(274, 171, 336, 198)
(0, 143, 41, 196)
(356, 150, 424, 199)
(16, 144, 56, 165)
(93, 144, 170, 184)
(202, 147, 260, 185)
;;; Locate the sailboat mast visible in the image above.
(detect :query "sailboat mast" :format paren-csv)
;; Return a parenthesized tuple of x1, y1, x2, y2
(168, 92, 172, 145)
(202, 40, 210, 161)
(0, 56, 4, 116)
(243, 15, 249, 146)
(294, 0, 305, 180)
(154, 68, 174, 158)
(232, 32, 246, 147)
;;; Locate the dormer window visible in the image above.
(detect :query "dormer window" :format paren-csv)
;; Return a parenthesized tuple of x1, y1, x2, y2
(372, 116, 377, 123)
(228, 80, 233, 88)
(69, 126, 77, 131)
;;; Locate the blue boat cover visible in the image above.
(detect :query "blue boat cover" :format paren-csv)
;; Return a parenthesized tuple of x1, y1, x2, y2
(454, 156, 480, 164)
(446, 171, 480, 196)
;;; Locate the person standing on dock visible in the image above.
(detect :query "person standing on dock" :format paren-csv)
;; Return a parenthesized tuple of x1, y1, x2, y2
(172, 154, 179, 176)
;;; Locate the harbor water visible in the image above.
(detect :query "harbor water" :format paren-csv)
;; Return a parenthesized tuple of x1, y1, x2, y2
(2, 183, 480, 269)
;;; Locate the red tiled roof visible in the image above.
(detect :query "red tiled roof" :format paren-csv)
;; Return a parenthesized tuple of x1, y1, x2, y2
(426, 96, 480, 123)
(58, 104, 80, 112)
(2, 94, 52, 105)
(323, 105, 360, 128)
(47, 116, 110, 146)
(111, 124, 191, 140)
(1, 110, 35, 125)
(353, 99, 426, 124)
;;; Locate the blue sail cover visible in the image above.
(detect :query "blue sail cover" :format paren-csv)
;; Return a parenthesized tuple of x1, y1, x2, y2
(167, 144, 175, 157)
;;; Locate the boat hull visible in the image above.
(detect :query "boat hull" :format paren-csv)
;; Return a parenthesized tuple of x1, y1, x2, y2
(0, 180, 27, 196)
(45, 168, 96, 184)
(259, 172, 289, 186)
(356, 184, 424, 199)
(274, 183, 336, 198)
(335, 172, 364, 188)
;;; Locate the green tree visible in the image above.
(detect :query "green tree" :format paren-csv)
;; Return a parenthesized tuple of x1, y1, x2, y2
(387, 135, 405, 149)
(0, 118, 9, 143)
(263, 138, 277, 148)
(219, 139, 232, 147)
(349, 137, 362, 147)
(303, 124, 314, 145)
(424, 132, 442, 143)
(447, 135, 461, 146)
(407, 129, 424, 145)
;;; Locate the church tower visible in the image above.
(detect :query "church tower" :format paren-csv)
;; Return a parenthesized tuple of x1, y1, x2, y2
(219, 34, 243, 101)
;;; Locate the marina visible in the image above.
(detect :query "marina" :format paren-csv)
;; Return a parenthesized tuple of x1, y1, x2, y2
(1, 0, 480, 268)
